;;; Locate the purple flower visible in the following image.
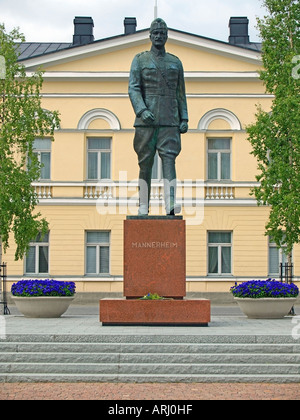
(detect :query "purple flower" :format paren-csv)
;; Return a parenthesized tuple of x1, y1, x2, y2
(230, 279, 299, 299)
(11, 279, 76, 297)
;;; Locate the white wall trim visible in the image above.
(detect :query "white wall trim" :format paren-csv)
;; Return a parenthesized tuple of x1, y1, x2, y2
(77, 108, 121, 130)
(198, 108, 242, 131)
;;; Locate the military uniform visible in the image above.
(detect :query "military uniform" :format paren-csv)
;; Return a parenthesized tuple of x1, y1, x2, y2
(129, 46, 188, 214)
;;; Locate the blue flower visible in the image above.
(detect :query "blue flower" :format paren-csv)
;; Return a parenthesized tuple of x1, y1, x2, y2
(230, 279, 299, 299)
(11, 279, 76, 297)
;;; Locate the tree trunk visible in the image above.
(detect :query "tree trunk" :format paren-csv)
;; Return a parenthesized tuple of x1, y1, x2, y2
(287, 252, 293, 284)
(0, 237, 3, 316)
(287, 251, 295, 315)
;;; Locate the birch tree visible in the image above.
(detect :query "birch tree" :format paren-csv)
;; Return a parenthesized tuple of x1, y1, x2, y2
(247, 0, 300, 278)
(0, 24, 60, 308)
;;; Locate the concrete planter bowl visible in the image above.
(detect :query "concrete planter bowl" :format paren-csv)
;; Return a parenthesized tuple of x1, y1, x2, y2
(11, 279, 76, 318)
(12, 296, 74, 318)
(234, 297, 297, 319)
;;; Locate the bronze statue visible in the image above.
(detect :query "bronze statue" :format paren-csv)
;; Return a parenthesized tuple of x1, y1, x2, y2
(129, 18, 188, 215)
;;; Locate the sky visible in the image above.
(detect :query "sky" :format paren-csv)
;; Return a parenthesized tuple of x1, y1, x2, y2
(1, 0, 267, 44)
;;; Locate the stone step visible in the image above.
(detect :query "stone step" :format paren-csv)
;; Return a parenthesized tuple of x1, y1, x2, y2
(1, 334, 299, 383)
(4, 333, 299, 344)
(1, 362, 299, 375)
(1, 351, 300, 365)
(1, 341, 300, 354)
(1, 372, 300, 384)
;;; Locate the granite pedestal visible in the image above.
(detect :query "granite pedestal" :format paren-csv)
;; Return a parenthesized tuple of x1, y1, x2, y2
(124, 216, 186, 298)
(100, 298, 210, 326)
(100, 216, 210, 326)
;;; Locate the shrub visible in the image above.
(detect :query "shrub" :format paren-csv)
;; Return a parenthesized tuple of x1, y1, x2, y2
(140, 292, 163, 300)
(11, 279, 76, 297)
(230, 279, 299, 299)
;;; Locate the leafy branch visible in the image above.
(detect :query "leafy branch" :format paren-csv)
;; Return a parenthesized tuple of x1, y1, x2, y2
(0, 23, 60, 263)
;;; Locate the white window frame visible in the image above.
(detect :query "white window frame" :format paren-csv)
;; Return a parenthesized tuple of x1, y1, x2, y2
(268, 239, 292, 276)
(25, 232, 49, 275)
(87, 137, 111, 181)
(85, 231, 110, 275)
(207, 138, 231, 181)
(29, 138, 52, 180)
(208, 231, 232, 276)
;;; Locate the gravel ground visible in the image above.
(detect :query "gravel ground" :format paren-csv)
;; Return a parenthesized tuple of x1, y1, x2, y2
(1, 382, 300, 400)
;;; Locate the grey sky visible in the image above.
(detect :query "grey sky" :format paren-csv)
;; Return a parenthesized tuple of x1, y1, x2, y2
(1, 0, 267, 43)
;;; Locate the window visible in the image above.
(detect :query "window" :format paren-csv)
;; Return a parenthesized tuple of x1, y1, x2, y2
(87, 137, 111, 180)
(29, 138, 51, 180)
(25, 232, 49, 275)
(151, 152, 163, 180)
(208, 232, 232, 275)
(207, 138, 231, 181)
(86, 231, 110, 275)
(269, 239, 291, 276)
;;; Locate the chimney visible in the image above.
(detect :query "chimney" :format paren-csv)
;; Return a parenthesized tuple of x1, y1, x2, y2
(73, 16, 94, 46)
(228, 17, 250, 45)
(124, 17, 137, 35)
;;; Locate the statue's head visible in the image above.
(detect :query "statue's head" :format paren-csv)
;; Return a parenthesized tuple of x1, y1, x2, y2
(149, 18, 168, 49)
(150, 18, 168, 34)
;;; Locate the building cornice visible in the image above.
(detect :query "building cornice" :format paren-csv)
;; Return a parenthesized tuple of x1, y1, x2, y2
(27, 70, 261, 82)
(21, 29, 262, 71)
(41, 92, 272, 99)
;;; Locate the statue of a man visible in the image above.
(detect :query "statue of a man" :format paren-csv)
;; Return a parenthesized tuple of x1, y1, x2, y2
(129, 18, 188, 215)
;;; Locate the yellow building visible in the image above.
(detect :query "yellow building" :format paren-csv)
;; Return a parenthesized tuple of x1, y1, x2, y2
(5, 16, 299, 297)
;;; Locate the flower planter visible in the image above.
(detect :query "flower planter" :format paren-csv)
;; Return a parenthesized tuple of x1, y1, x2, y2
(12, 296, 74, 318)
(11, 279, 76, 318)
(234, 297, 297, 319)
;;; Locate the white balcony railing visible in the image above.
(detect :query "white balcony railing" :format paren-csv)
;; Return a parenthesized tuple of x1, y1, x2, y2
(84, 185, 113, 200)
(205, 185, 234, 200)
(33, 184, 52, 199)
(32, 181, 259, 204)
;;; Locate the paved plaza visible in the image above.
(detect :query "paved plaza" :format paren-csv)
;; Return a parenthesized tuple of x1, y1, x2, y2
(3, 303, 300, 338)
(1, 303, 300, 400)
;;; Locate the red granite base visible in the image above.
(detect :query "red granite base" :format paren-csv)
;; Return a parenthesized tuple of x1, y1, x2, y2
(124, 218, 186, 298)
(100, 298, 210, 326)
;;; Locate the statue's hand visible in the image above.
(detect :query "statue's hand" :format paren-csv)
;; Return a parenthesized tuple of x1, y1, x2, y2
(141, 110, 155, 124)
(180, 121, 188, 134)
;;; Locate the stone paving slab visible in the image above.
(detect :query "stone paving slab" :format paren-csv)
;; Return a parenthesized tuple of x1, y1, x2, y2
(2, 304, 300, 341)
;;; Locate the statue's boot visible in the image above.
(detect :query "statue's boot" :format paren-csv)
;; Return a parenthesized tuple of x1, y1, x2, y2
(163, 180, 181, 215)
(138, 174, 150, 216)
(162, 157, 181, 215)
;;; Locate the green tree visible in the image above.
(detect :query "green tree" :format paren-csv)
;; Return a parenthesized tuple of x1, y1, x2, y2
(0, 25, 60, 283)
(247, 0, 300, 277)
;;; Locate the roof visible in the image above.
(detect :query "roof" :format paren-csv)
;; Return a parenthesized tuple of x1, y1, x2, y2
(16, 42, 72, 60)
(16, 27, 261, 62)
(237, 42, 262, 52)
